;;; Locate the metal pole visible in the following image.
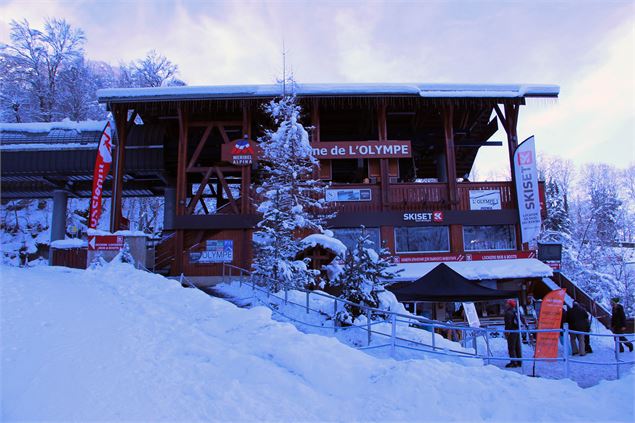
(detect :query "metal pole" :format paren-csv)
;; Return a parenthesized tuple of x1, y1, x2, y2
(614, 335, 620, 380)
(367, 308, 372, 346)
(563, 326, 570, 379)
(306, 291, 310, 314)
(333, 299, 338, 333)
(431, 323, 436, 351)
(284, 283, 288, 305)
(414, 302, 417, 316)
(484, 327, 491, 365)
(390, 314, 397, 357)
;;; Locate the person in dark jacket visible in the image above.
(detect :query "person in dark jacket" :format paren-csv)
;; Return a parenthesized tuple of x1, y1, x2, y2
(504, 299, 522, 367)
(611, 298, 634, 353)
(579, 303, 593, 354)
(567, 302, 589, 356)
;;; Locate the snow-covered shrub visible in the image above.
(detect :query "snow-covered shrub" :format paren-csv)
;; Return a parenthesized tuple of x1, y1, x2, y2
(334, 227, 401, 324)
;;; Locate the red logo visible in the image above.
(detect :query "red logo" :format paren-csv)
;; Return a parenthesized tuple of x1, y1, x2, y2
(432, 211, 444, 222)
(517, 151, 533, 166)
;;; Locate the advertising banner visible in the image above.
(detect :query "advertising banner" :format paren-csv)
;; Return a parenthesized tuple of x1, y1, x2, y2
(462, 302, 481, 328)
(190, 240, 234, 263)
(513, 136, 542, 243)
(326, 188, 372, 202)
(88, 122, 113, 229)
(469, 190, 502, 210)
(534, 288, 566, 359)
(394, 250, 536, 263)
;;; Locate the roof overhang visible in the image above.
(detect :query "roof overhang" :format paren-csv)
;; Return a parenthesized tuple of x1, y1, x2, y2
(97, 82, 560, 104)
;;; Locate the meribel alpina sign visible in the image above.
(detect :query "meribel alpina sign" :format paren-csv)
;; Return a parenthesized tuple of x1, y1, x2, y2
(310, 141, 411, 159)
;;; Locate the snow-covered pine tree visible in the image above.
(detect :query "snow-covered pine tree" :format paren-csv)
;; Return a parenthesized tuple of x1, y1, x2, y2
(252, 83, 329, 291)
(543, 178, 572, 236)
(335, 227, 401, 324)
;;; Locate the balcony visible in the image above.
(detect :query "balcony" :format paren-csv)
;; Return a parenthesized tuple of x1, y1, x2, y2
(327, 181, 522, 212)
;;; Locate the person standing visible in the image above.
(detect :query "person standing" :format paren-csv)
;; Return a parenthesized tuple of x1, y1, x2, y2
(611, 298, 634, 353)
(566, 302, 588, 356)
(504, 299, 522, 368)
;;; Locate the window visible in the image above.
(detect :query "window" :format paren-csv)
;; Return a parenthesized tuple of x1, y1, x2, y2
(331, 227, 381, 252)
(463, 225, 516, 251)
(394, 226, 450, 253)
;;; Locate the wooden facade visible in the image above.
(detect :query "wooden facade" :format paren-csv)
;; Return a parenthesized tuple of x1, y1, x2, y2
(98, 84, 556, 277)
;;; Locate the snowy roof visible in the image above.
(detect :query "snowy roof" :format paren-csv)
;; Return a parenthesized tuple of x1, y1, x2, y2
(97, 83, 559, 103)
(0, 120, 107, 134)
(0, 120, 107, 151)
(301, 234, 347, 256)
(390, 259, 553, 282)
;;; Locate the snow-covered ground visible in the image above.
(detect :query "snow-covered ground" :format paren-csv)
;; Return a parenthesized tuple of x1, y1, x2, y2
(213, 280, 635, 388)
(2, 263, 634, 422)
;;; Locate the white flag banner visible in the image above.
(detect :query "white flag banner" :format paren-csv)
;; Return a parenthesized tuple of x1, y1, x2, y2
(513, 136, 542, 243)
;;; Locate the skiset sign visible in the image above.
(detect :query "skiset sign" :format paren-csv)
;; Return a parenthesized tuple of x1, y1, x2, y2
(513, 136, 542, 243)
(88, 121, 113, 229)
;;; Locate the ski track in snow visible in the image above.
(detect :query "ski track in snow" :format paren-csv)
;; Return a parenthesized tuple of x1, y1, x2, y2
(1, 263, 634, 422)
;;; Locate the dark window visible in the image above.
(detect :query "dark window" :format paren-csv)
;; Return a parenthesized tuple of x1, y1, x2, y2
(331, 227, 381, 252)
(394, 226, 450, 253)
(331, 159, 368, 183)
(463, 225, 516, 251)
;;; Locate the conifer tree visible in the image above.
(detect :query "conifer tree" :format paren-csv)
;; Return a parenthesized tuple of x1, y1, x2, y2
(252, 83, 329, 290)
(335, 227, 400, 323)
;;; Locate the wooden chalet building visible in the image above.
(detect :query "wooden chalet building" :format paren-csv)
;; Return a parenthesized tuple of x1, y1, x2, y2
(97, 83, 559, 281)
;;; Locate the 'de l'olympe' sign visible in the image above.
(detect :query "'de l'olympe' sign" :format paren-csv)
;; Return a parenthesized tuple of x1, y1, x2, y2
(513, 136, 541, 243)
(310, 141, 411, 159)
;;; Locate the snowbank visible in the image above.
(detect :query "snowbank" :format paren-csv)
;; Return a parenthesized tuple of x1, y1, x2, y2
(1, 264, 632, 422)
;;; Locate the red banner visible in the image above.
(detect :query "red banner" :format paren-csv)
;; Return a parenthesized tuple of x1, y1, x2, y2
(89, 122, 113, 229)
(534, 288, 566, 359)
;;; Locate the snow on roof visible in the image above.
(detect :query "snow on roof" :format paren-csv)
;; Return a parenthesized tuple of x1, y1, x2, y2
(0, 143, 99, 151)
(50, 238, 87, 249)
(301, 234, 347, 256)
(390, 258, 553, 282)
(97, 83, 559, 103)
(0, 119, 107, 134)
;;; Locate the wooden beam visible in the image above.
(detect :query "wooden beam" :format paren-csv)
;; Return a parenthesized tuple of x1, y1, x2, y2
(186, 167, 214, 214)
(214, 166, 239, 214)
(110, 106, 127, 231)
(176, 105, 189, 216)
(242, 103, 252, 139)
(378, 100, 389, 208)
(218, 126, 230, 144)
(442, 102, 458, 209)
(241, 165, 251, 215)
(186, 124, 214, 171)
(190, 120, 242, 127)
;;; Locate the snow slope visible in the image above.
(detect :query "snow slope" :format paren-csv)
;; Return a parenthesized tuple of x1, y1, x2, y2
(1, 263, 633, 422)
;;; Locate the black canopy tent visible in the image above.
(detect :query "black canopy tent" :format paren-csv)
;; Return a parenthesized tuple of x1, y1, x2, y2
(387, 263, 519, 302)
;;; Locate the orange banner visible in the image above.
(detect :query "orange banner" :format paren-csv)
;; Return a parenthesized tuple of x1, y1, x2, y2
(534, 288, 566, 359)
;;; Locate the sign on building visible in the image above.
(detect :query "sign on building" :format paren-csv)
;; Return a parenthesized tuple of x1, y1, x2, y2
(513, 136, 541, 243)
(310, 141, 412, 159)
(88, 235, 124, 251)
(231, 138, 255, 166)
(190, 240, 234, 263)
(402, 211, 444, 223)
(325, 188, 372, 202)
(469, 190, 502, 210)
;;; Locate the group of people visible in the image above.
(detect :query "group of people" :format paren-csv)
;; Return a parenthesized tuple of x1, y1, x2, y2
(502, 297, 633, 368)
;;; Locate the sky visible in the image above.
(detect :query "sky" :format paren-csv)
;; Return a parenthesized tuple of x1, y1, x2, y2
(0, 0, 633, 178)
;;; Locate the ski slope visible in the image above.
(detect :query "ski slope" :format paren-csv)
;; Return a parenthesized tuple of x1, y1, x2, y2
(1, 263, 633, 422)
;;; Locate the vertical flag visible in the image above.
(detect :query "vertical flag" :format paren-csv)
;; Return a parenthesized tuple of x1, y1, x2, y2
(513, 136, 542, 243)
(534, 288, 566, 359)
(89, 121, 113, 229)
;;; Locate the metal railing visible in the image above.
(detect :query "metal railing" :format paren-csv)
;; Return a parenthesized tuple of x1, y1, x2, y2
(200, 264, 634, 382)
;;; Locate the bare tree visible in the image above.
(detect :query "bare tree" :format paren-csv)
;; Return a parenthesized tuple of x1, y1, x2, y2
(119, 50, 183, 88)
(1, 18, 85, 122)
